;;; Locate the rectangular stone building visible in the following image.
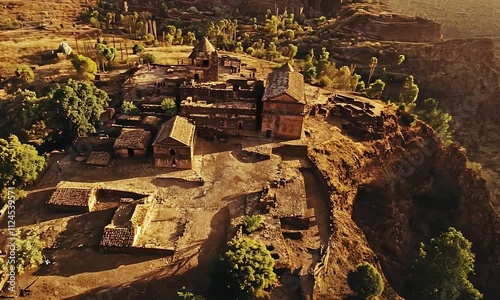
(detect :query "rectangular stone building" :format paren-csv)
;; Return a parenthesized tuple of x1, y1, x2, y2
(261, 63, 306, 139)
(113, 128, 152, 158)
(152, 116, 195, 169)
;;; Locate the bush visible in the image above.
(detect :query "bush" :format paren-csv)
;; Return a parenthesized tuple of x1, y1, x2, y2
(347, 262, 384, 299)
(132, 43, 145, 54)
(70, 54, 97, 81)
(363, 79, 385, 99)
(122, 101, 140, 115)
(15, 65, 35, 84)
(242, 215, 264, 234)
(161, 97, 177, 116)
(176, 287, 205, 300)
(140, 53, 157, 64)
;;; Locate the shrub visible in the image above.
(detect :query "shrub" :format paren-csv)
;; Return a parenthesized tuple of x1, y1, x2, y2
(122, 101, 140, 115)
(176, 287, 205, 300)
(347, 262, 384, 299)
(140, 53, 157, 64)
(242, 215, 264, 234)
(132, 43, 145, 54)
(161, 97, 177, 116)
(70, 54, 97, 81)
(15, 65, 35, 84)
(363, 79, 385, 99)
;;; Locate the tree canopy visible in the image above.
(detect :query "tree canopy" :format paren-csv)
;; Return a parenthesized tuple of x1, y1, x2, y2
(415, 98, 453, 145)
(209, 238, 276, 300)
(0, 135, 46, 201)
(70, 54, 98, 81)
(347, 262, 384, 299)
(399, 75, 419, 105)
(411, 227, 482, 300)
(14, 228, 45, 274)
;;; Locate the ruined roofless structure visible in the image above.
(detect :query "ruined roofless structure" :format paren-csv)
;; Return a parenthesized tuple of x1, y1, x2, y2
(188, 37, 219, 82)
(152, 116, 195, 169)
(261, 62, 306, 139)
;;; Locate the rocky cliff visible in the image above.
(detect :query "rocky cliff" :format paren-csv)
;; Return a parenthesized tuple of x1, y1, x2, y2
(307, 107, 500, 299)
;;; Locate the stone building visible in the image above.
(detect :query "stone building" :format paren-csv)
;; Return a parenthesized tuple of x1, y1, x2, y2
(100, 196, 154, 252)
(152, 116, 195, 169)
(179, 78, 265, 136)
(46, 187, 97, 213)
(113, 128, 152, 158)
(261, 63, 306, 139)
(188, 37, 219, 82)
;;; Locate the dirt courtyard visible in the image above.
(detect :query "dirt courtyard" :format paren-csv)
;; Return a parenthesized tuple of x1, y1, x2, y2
(0, 128, 335, 299)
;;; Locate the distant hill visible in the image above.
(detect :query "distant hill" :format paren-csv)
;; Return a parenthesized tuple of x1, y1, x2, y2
(387, 0, 500, 39)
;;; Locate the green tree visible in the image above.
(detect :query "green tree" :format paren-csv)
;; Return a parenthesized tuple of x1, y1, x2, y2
(132, 43, 145, 54)
(347, 262, 384, 299)
(209, 238, 276, 300)
(95, 43, 117, 71)
(176, 287, 205, 300)
(14, 228, 45, 274)
(363, 79, 385, 99)
(161, 97, 177, 116)
(399, 75, 419, 105)
(411, 227, 482, 300)
(415, 98, 453, 145)
(186, 31, 196, 45)
(242, 215, 264, 234)
(166, 25, 177, 36)
(140, 53, 157, 64)
(70, 54, 97, 81)
(0, 135, 46, 201)
(41, 79, 110, 145)
(122, 101, 140, 115)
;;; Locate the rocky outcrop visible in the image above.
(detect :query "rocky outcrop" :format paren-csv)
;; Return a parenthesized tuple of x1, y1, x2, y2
(333, 6, 442, 42)
(308, 109, 500, 299)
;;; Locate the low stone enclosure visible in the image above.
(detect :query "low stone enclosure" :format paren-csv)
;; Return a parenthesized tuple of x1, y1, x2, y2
(227, 142, 335, 298)
(45, 186, 174, 255)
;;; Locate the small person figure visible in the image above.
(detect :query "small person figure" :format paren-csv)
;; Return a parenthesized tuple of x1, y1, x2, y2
(56, 160, 62, 175)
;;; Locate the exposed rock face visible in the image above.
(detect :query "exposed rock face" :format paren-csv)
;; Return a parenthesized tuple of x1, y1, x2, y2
(333, 6, 442, 42)
(308, 109, 500, 299)
(329, 38, 500, 142)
